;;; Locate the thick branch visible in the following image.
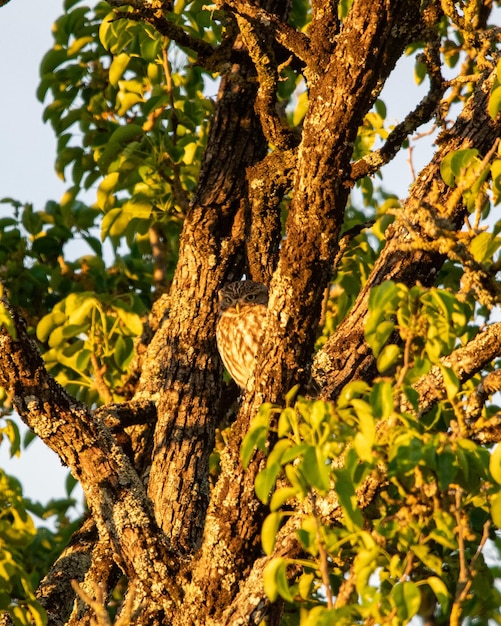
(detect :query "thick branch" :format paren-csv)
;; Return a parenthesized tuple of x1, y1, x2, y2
(465, 369, 501, 422)
(235, 14, 298, 148)
(412, 322, 501, 417)
(246, 148, 297, 283)
(0, 302, 180, 611)
(219, 0, 312, 67)
(36, 517, 121, 626)
(143, 48, 268, 570)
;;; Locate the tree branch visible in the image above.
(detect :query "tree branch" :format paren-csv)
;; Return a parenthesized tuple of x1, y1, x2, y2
(350, 82, 444, 181)
(409, 322, 501, 416)
(36, 517, 122, 626)
(0, 300, 181, 611)
(351, 4, 445, 181)
(235, 14, 298, 148)
(218, 0, 312, 67)
(465, 369, 501, 422)
(246, 148, 297, 283)
(182, 3, 425, 622)
(141, 39, 268, 584)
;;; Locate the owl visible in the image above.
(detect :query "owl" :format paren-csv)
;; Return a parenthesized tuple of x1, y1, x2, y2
(216, 280, 269, 388)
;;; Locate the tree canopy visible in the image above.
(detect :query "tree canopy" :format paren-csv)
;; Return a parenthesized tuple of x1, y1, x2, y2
(2, 0, 501, 624)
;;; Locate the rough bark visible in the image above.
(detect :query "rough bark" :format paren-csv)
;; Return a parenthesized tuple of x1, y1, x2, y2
(143, 64, 266, 555)
(180, 1, 424, 622)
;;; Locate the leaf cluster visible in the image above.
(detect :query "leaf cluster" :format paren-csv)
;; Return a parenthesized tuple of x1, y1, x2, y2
(242, 279, 501, 624)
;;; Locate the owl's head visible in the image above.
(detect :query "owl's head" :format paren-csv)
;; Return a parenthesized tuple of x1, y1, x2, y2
(218, 280, 269, 314)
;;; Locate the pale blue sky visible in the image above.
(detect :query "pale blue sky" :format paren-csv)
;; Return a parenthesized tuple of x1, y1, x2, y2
(0, 1, 82, 516)
(1, 1, 67, 208)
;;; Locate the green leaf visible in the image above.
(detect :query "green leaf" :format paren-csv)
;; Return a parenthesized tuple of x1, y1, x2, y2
(267, 438, 293, 468)
(39, 48, 68, 75)
(337, 380, 370, 408)
(241, 425, 269, 468)
(0, 302, 16, 339)
(255, 463, 281, 504)
(269, 487, 299, 511)
(309, 400, 330, 430)
(66, 293, 100, 325)
(1, 419, 21, 457)
(116, 90, 144, 116)
(489, 444, 501, 485)
(368, 280, 399, 313)
(263, 558, 294, 603)
(392, 581, 421, 621)
(112, 304, 143, 336)
(298, 571, 315, 600)
(470, 232, 501, 263)
(261, 512, 282, 555)
(300, 446, 330, 493)
(439, 365, 459, 401)
(281, 443, 309, 465)
(425, 576, 450, 613)
(97, 174, 119, 213)
(37, 311, 66, 342)
(365, 319, 395, 357)
(492, 158, 501, 201)
(365, 284, 401, 355)
(114, 335, 134, 370)
(440, 149, 479, 187)
(21, 207, 43, 235)
(414, 59, 427, 85)
(98, 11, 116, 51)
(489, 85, 501, 120)
(376, 343, 401, 373)
(411, 545, 443, 574)
(334, 469, 363, 530)
(67, 35, 93, 57)
(491, 491, 501, 528)
(109, 52, 130, 87)
(370, 380, 394, 420)
(278, 407, 296, 438)
(109, 122, 144, 146)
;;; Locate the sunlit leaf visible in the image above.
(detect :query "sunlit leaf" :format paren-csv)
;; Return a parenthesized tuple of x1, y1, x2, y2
(261, 512, 282, 555)
(263, 558, 294, 603)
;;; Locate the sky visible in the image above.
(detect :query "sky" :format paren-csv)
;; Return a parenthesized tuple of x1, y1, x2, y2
(0, 2, 67, 208)
(0, 0, 437, 515)
(0, 0, 81, 517)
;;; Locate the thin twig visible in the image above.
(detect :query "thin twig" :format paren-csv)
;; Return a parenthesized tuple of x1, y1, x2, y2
(310, 495, 334, 608)
(71, 581, 111, 626)
(91, 353, 113, 404)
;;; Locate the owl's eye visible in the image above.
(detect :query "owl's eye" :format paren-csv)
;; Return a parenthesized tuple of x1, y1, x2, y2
(245, 293, 256, 301)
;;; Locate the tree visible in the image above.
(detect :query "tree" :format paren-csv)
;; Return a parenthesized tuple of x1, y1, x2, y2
(1, 0, 501, 623)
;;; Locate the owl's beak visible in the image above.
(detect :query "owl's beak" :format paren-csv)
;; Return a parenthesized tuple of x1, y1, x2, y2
(235, 303, 241, 314)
